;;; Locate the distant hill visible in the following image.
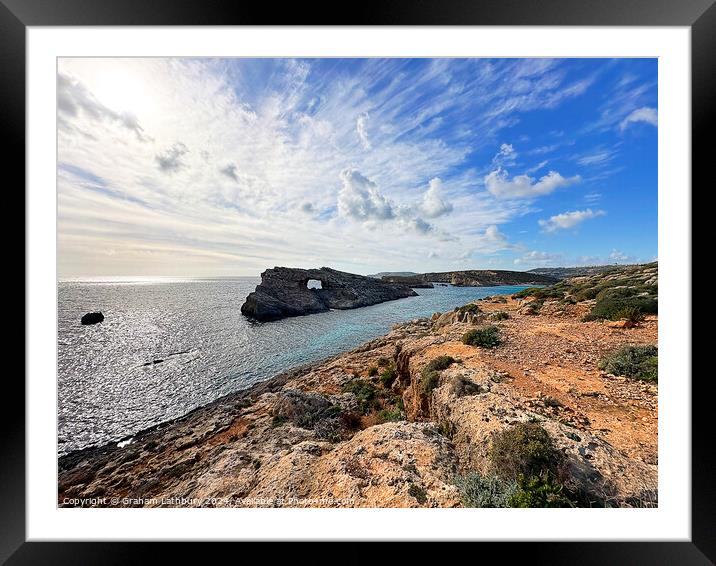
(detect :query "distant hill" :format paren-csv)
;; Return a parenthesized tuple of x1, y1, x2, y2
(367, 271, 418, 279)
(382, 270, 557, 287)
(527, 265, 636, 280)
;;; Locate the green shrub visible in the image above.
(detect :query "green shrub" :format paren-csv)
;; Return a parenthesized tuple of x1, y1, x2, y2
(514, 287, 542, 299)
(613, 305, 647, 324)
(379, 365, 397, 388)
(598, 345, 658, 382)
(367, 366, 378, 377)
(573, 286, 600, 301)
(408, 484, 428, 504)
(271, 415, 288, 428)
(455, 472, 519, 508)
(488, 422, 564, 481)
(421, 370, 440, 395)
(424, 355, 456, 372)
(343, 380, 379, 414)
(508, 474, 573, 508)
(492, 311, 510, 321)
(585, 295, 657, 321)
(376, 407, 404, 423)
(420, 356, 457, 395)
(462, 326, 501, 348)
(377, 357, 391, 367)
(438, 419, 456, 438)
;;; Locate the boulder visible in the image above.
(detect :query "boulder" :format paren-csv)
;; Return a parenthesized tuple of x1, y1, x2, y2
(81, 312, 104, 325)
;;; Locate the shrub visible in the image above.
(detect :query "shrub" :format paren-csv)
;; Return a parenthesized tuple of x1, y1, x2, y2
(424, 355, 456, 373)
(420, 356, 456, 395)
(584, 295, 658, 321)
(455, 472, 519, 508)
(488, 422, 564, 481)
(598, 345, 658, 382)
(421, 370, 440, 395)
(408, 484, 428, 504)
(462, 326, 501, 348)
(573, 286, 600, 302)
(339, 411, 362, 431)
(367, 366, 378, 377)
(514, 287, 542, 299)
(377, 357, 391, 367)
(376, 407, 404, 423)
(508, 474, 573, 508)
(492, 311, 510, 321)
(437, 419, 456, 438)
(449, 376, 482, 397)
(271, 415, 288, 428)
(613, 305, 647, 325)
(343, 380, 379, 414)
(379, 365, 397, 388)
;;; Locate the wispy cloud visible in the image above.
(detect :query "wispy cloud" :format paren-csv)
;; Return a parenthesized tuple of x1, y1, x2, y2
(619, 106, 657, 131)
(539, 208, 606, 233)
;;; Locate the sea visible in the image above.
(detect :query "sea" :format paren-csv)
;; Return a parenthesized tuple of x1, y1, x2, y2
(57, 277, 532, 455)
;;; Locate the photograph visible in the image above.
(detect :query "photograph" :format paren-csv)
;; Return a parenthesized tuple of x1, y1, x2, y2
(56, 56, 658, 509)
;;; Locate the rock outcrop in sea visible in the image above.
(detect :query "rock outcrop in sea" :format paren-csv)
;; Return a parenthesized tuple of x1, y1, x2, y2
(241, 267, 418, 322)
(81, 312, 104, 325)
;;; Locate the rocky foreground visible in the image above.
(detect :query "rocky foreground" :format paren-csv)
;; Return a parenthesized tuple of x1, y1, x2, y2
(59, 268, 658, 508)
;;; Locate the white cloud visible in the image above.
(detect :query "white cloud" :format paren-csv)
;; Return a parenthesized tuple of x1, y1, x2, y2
(539, 208, 606, 232)
(155, 143, 189, 173)
(418, 178, 453, 218)
(609, 248, 629, 261)
(576, 150, 615, 166)
(356, 112, 371, 149)
(485, 168, 580, 200)
(619, 106, 657, 131)
(513, 250, 562, 265)
(337, 169, 395, 222)
(492, 143, 517, 166)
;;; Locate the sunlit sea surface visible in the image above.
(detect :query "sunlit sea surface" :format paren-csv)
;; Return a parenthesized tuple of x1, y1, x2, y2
(58, 277, 532, 455)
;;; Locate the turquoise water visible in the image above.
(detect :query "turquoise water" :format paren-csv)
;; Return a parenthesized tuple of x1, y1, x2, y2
(58, 277, 531, 454)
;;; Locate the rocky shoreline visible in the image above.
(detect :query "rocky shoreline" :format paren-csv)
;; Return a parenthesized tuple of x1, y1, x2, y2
(58, 278, 658, 508)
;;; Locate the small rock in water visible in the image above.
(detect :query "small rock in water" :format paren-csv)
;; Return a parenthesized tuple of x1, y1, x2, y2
(81, 312, 104, 325)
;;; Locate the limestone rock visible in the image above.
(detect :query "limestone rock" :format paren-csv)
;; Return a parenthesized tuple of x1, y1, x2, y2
(241, 267, 418, 321)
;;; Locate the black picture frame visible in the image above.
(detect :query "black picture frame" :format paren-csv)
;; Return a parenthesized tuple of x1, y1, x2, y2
(4, 0, 708, 563)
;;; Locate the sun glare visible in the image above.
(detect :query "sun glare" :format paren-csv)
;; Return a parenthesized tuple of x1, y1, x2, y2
(91, 66, 156, 118)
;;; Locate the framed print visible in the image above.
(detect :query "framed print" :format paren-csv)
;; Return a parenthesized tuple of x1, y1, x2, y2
(5, 0, 710, 562)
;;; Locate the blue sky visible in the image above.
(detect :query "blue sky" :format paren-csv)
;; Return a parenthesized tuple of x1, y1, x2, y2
(57, 58, 657, 276)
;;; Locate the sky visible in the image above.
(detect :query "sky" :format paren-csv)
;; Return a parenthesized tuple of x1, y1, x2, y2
(57, 58, 657, 277)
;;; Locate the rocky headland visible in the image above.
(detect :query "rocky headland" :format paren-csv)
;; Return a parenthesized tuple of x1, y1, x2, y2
(241, 266, 418, 321)
(382, 270, 557, 287)
(59, 263, 658, 508)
